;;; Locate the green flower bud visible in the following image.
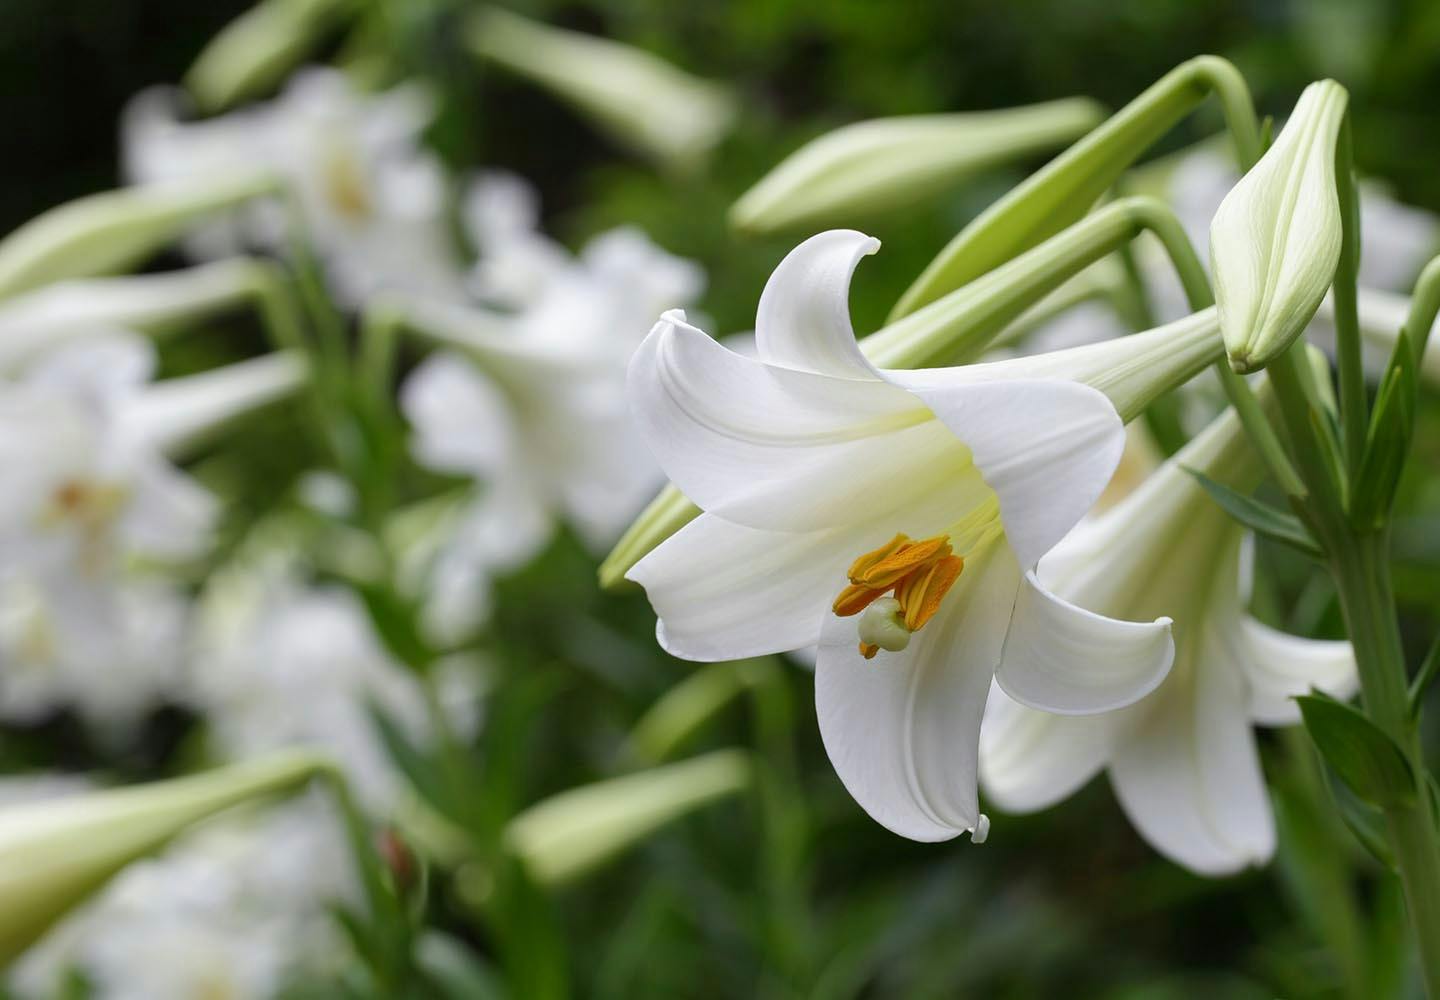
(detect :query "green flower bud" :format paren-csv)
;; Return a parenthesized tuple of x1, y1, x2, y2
(466, 7, 735, 173)
(0, 751, 333, 963)
(1211, 80, 1348, 373)
(730, 100, 1104, 236)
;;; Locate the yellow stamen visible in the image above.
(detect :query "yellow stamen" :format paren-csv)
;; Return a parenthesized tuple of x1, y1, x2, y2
(852, 534, 952, 588)
(846, 533, 908, 582)
(895, 555, 965, 631)
(832, 582, 888, 617)
(832, 531, 968, 662)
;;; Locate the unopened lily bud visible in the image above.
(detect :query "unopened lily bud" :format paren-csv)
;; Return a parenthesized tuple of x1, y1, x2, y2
(0, 751, 333, 962)
(128, 350, 309, 457)
(185, 0, 357, 112)
(0, 175, 277, 300)
(730, 99, 1104, 236)
(0, 259, 269, 371)
(505, 749, 750, 886)
(1210, 80, 1348, 373)
(467, 6, 735, 172)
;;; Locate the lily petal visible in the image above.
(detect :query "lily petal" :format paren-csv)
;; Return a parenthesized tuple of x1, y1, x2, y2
(997, 571, 1173, 714)
(401, 352, 515, 479)
(1109, 645, 1274, 876)
(1236, 616, 1358, 726)
(755, 230, 880, 379)
(628, 312, 986, 532)
(979, 686, 1115, 812)
(815, 540, 1019, 841)
(629, 512, 853, 661)
(887, 373, 1124, 567)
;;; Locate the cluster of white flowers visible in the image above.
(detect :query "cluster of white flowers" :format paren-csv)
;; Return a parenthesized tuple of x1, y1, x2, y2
(0, 27, 714, 997)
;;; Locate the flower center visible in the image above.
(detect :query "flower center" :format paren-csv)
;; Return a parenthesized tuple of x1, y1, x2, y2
(831, 532, 965, 660)
(321, 147, 373, 220)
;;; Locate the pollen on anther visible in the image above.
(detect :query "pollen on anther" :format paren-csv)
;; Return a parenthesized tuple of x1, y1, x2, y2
(896, 555, 964, 631)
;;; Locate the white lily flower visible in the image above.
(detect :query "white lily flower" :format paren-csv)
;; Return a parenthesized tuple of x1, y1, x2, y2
(123, 70, 466, 306)
(0, 333, 217, 728)
(462, 171, 572, 310)
(979, 406, 1357, 875)
(626, 230, 1194, 842)
(1210, 80, 1349, 371)
(398, 223, 704, 641)
(467, 6, 735, 172)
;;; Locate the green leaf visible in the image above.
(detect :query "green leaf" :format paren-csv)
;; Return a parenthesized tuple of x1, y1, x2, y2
(1351, 337, 1417, 529)
(1329, 775, 1396, 870)
(1297, 692, 1417, 809)
(1408, 632, 1440, 721)
(1186, 469, 1324, 558)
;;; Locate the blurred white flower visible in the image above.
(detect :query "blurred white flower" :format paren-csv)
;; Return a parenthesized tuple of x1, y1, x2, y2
(627, 230, 1185, 843)
(10, 793, 353, 1000)
(0, 332, 215, 731)
(399, 196, 703, 642)
(123, 69, 466, 306)
(191, 565, 473, 810)
(980, 406, 1358, 875)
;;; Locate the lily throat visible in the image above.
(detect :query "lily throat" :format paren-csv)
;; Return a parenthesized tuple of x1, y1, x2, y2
(831, 531, 966, 659)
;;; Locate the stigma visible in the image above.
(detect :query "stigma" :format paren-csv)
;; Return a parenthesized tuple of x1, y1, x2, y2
(831, 532, 964, 660)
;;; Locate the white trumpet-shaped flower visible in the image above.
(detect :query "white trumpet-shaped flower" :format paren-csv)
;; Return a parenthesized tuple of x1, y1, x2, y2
(399, 217, 703, 642)
(0, 333, 303, 732)
(1210, 80, 1349, 372)
(979, 406, 1357, 875)
(627, 230, 1182, 842)
(0, 333, 216, 728)
(123, 69, 465, 306)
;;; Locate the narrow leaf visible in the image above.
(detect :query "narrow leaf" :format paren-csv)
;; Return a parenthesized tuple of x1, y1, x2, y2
(1329, 776, 1397, 870)
(1187, 469, 1324, 558)
(1297, 692, 1417, 809)
(1352, 340, 1417, 529)
(1408, 633, 1440, 721)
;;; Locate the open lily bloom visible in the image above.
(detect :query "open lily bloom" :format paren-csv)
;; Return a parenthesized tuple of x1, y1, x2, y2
(0, 333, 216, 730)
(399, 221, 703, 641)
(979, 407, 1358, 875)
(627, 230, 1180, 842)
(123, 69, 465, 306)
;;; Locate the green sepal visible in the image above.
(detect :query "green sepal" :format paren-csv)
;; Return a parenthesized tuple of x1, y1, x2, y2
(1297, 691, 1417, 810)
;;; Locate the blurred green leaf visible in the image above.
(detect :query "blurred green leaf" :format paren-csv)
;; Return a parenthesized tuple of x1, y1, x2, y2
(1297, 692, 1416, 810)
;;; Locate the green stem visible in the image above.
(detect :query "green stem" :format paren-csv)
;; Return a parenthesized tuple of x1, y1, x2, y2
(1328, 531, 1440, 996)
(1332, 113, 1367, 481)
